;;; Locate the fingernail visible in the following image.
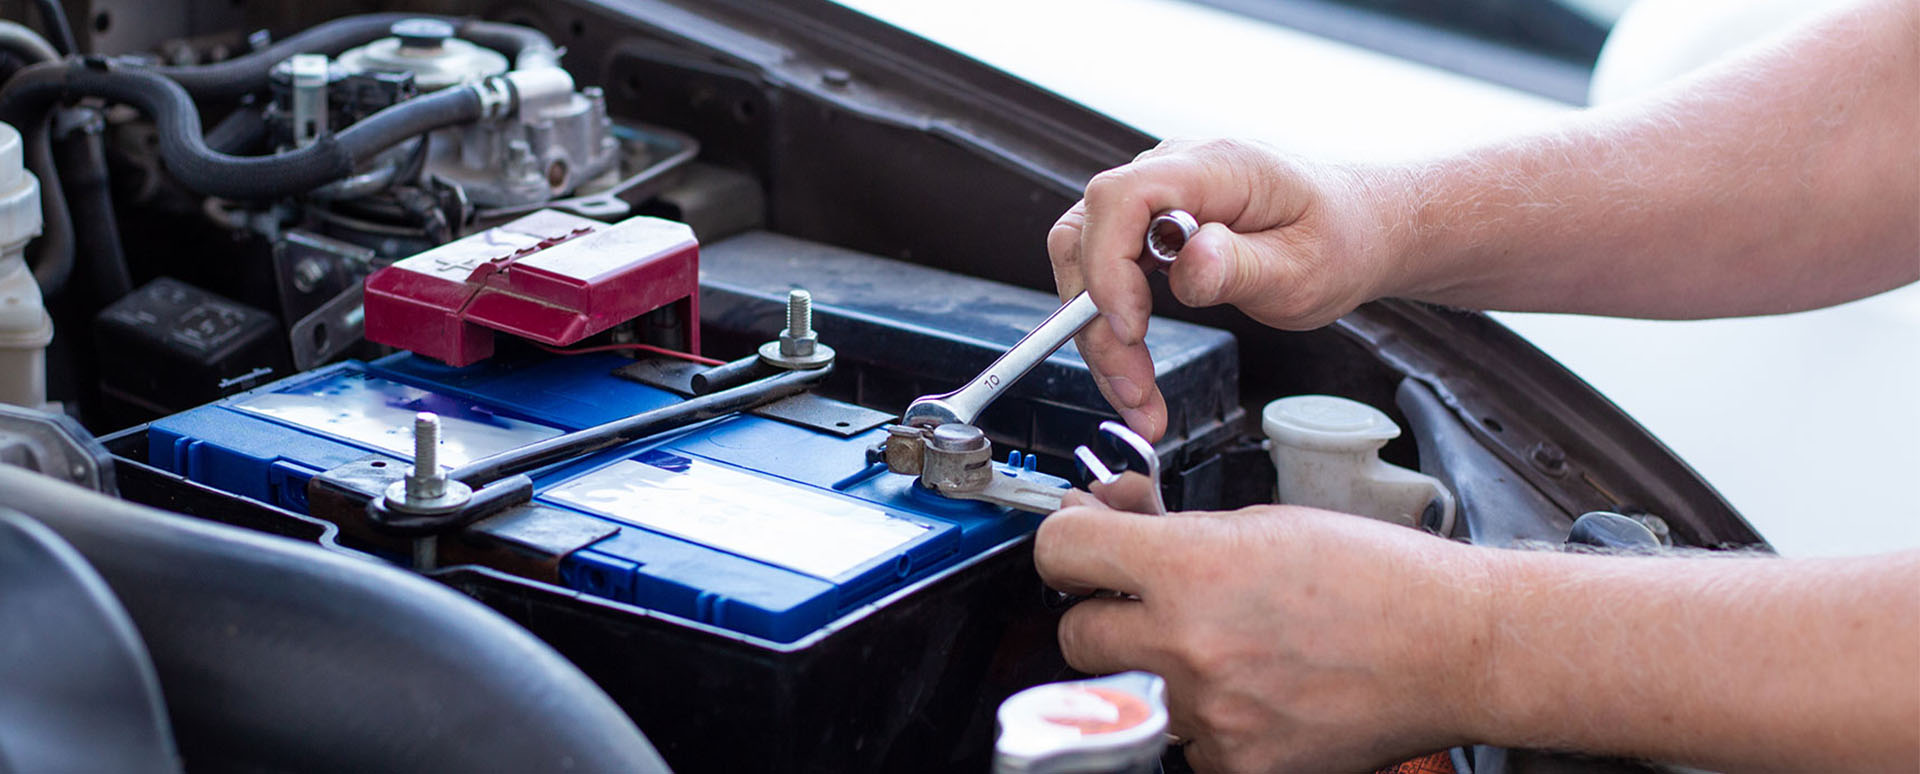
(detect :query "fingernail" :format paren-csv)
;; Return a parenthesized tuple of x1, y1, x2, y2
(1118, 406, 1152, 436)
(1106, 375, 1145, 408)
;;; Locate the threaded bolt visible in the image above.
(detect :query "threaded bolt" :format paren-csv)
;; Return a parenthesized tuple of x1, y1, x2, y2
(786, 288, 812, 338)
(406, 412, 446, 500)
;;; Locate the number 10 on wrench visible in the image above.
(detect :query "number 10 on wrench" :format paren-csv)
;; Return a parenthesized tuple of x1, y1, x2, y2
(901, 210, 1199, 428)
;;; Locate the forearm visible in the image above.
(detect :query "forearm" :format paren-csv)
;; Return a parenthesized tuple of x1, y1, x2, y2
(1469, 548, 1920, 771)
(1383, 0, 1919, 318)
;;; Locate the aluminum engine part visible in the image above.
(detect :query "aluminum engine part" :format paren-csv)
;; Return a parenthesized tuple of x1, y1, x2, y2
(426, 69, 621, 208)
(335, 22, 621, 208)
(0, 404, 116, 493)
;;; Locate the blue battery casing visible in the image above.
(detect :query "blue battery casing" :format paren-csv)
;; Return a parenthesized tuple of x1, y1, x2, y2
(146, 353, 1063, 643)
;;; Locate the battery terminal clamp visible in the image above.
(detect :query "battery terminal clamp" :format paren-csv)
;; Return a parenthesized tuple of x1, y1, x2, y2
(875, 423, 1065, 514)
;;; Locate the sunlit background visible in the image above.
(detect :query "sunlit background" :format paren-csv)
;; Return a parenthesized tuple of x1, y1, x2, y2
(839, 0, 1918, 557)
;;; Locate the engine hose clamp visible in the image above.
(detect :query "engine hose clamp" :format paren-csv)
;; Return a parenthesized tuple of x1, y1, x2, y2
(472, 75, 516, 121)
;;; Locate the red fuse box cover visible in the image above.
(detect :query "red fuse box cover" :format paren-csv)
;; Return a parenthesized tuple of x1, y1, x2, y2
(364, 210, 700, 366)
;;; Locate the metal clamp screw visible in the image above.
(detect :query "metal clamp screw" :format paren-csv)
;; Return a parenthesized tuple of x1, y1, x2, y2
(760, 287, 835, 369)
(384, 412, 473, 515)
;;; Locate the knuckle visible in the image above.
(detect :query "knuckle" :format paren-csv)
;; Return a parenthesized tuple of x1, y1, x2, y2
(1195, 137, 1250, 158)
(1084, 168, 1132, 203)
(1046, 217, 1083, 260)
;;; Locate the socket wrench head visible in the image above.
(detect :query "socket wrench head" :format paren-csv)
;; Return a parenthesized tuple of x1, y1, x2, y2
(1142, 209, 1198, 268)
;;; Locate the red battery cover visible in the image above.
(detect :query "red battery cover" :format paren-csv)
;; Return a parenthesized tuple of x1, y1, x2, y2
(363, 210, 700, 366)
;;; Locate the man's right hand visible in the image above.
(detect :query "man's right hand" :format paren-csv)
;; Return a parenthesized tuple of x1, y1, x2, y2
(1047, 139, 1411, 441)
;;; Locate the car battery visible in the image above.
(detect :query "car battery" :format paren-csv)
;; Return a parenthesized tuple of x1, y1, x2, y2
(144, 351, 1067, 643)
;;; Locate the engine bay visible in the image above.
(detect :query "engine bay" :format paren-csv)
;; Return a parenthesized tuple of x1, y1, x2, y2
(0, 2, 1771, 772)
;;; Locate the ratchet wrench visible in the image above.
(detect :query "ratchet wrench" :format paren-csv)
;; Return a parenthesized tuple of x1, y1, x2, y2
(901, 209, 1200, 428)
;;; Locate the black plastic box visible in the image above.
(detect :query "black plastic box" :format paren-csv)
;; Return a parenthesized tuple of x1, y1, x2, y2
(94, 278, 292, 420)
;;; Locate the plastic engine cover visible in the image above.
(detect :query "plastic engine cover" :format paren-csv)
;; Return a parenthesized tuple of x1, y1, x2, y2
(145, 352, 1066, 643)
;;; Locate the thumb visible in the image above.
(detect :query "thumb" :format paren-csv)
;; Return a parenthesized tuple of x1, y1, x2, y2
(1167, 222, 1271, 308)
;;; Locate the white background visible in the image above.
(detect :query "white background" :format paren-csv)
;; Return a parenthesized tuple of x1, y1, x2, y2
(836, 0, 1920, 556)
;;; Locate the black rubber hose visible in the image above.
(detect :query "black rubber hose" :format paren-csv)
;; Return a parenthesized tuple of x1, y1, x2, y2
(147, 14, 558, 101)
(203, 104, 267, 155)
(332, 80, 482, 160)
(0, 60, 484, 199)
(0, 19, 60, 64)
(0, 466, 671, 773)
(29, 0, 77, 56)
(22, 115, 72, 294)
(51, 108, 131, 303)
(148, 12, 419, 101)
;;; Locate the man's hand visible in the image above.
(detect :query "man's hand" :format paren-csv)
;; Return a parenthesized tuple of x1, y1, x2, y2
(1034, 491, 1493, 772)
(1038, 490, 1920, 773)
(1047, 140, 1410, 442)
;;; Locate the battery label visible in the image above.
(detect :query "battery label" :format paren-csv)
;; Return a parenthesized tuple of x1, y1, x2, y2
(231, 371, 563, 468)
(545, 450, 933, 580)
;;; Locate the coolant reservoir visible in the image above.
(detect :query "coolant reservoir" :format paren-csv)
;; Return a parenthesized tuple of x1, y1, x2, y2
(1262, 395, 1455, 534)
(0, 120, 50, 409)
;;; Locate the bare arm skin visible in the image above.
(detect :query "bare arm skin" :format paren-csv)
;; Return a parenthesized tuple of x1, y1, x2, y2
(1035, 494, 1920, 772)
(1050, 0, 1919, 442)
(1393, 0, 1920, 319)
(1038, 3, 1920, 768)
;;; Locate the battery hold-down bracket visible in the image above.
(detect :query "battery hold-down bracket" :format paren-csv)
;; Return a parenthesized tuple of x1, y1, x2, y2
(363, 209, 700, 366)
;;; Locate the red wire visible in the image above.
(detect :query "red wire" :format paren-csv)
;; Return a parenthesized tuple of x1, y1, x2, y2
(534, 341, 724, 366)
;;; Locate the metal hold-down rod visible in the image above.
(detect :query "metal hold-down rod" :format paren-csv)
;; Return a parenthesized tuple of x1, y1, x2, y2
(449, 365, 832, 486)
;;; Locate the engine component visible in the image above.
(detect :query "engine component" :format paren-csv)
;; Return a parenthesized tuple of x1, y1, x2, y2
(334, 19, 507, 91)
(902, 209, 1197, 429)
(335, 20, 620, 208)
(146, 14, 559, 101)
(1262, 394, 1456, 534)
(143, 353, 1065, 643)
(362, 209, 700, 366)
(0, 119, 49, 409)
(993, 671, 1170, 774)
(0, 402, 115, 492)
(93, 278, 291, 420)
(266, 54, 419, 152)
(0, 59, 491, 199)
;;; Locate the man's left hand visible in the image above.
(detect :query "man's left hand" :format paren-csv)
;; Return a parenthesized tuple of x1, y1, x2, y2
(1034, 492, 1496, 772)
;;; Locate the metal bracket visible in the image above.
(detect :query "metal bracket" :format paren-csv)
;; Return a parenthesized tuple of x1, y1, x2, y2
(288, 282, 367, 371)
(0, 405, 116, 494)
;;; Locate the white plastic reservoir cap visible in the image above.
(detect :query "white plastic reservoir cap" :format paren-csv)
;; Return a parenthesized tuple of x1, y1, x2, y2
(993, 671, 1168, 773)
(0, 121, 43, 248)
(1262, 394, 1400, 452)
